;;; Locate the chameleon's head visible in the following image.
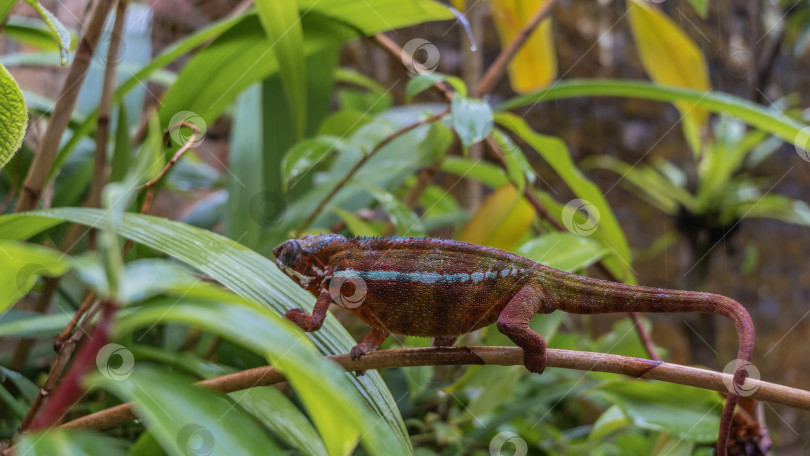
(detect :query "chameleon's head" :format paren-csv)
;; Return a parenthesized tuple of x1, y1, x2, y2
(273, 234, 347, 292)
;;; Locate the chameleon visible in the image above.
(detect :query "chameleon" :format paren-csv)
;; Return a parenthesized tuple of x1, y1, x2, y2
(273, 234, 754, 455)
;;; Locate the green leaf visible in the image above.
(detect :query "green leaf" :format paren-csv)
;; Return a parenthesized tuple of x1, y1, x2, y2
(0, 241, 70, 313)
(440, 157, 508, 188)
(0, 311, 71, 338)
(1, 0, 18, 22)
(91, 365, 282, 456)
(405, 73, 466, 102)
(331, 207, 379, 236)
(23, 0, 71, 64)
(451, 95, 493, 147)
(593, 380, 722, 443)
(159, 2, 452, 130)
(233, 387, 328, 456)
(114, 296, 406, 456)
(516, 232, 609, 272)
(0, 63, 27, 169)
(3, 16, 77, 52)
(588, 405, 632, 442)
(18, 429, 128, 456)
(583, 155, 696, 215)
(498, 79, 810, 152)
(366, 186, 425, 236)
(282, 136, 342, 188)
(496, 113, 635, 283)
(686, 0, 708, 18)
(732, 193, 810, 226)
(255, 0, 306, 139)
(0, 208, 412, 454)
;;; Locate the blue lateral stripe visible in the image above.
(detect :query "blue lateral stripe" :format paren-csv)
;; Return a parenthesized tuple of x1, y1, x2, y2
(334, 268, 523, 284)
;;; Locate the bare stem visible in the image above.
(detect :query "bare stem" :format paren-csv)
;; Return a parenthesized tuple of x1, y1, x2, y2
(54, 346, 810, 434)
(297, 107, 451, 233)
(88, 0, 129, 220)
(14, 0, 115, 212)
(475, 0, 557, 97)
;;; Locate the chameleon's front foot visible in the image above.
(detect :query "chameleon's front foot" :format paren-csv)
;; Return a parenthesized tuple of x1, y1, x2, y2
(284, 308, 321, 332)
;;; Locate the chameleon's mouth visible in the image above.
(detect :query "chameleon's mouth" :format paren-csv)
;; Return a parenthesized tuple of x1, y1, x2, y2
(281, 265, 312, 288)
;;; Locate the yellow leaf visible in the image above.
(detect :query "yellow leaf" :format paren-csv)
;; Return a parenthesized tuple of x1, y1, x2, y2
(627, 0, 710, 152)
(491, 0, 557, 93)
(458, 184, 536, 250)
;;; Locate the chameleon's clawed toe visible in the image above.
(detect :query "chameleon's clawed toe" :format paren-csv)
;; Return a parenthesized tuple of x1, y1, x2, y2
(350, 344, 367, 360)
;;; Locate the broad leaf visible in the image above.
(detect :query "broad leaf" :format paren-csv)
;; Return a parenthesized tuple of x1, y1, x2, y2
(0, 241, 70, 313)
(516, 232, 609, 272)
(17, 429, 127, 456)
(628, 0, 710, 153)
(451, 95, 493, 147)
(0, 63, 27, 169)
(91, 365, 283, 456)
(490, 0, 556, 93)
(458, 184, 535, 251)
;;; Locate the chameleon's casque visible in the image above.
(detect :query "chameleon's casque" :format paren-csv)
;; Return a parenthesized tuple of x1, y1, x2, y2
(273, 234, 754, 456)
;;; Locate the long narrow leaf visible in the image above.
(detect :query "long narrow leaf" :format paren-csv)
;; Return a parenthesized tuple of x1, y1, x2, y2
(0, 208, 413, 453)
(497, 79, 809, 151)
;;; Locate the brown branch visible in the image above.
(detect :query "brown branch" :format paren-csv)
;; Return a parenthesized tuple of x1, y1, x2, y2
(475, 0, 557, 97)
(54, 346, 810, 433)
(298, 107, 451, 232)
(14, 0, 115, 212)
(87, 0, 129, 247)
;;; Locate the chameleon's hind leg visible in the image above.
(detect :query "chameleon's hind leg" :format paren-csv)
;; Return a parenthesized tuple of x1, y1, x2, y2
(350, 327, 389, 376)
(432, 336, 457, 347)
(351, 326, 389, 359)
(497, 284, 549, 375)
(285, 288, 331, 332)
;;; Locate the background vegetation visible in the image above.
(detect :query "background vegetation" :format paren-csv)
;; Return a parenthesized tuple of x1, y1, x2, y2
(1, 0, 810, 454)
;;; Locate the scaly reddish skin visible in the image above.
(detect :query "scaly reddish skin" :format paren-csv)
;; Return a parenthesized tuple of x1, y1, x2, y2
(273, 234, 754, 456)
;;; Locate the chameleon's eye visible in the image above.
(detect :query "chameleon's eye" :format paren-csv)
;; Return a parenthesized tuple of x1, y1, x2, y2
(280, 241, 300, 267)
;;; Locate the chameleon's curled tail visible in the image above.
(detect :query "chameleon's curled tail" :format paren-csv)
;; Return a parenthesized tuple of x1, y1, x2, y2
(536, 266, 754, 456)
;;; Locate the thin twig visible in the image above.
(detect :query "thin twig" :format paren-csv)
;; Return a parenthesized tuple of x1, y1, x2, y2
(18, 298, 102, 431)
(298, 107, 451, 232)
(52, 346, 810, 434)
(14, 0, 115, 212)
(88, 0, 129, 247)
(475, 0, 557, 97)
